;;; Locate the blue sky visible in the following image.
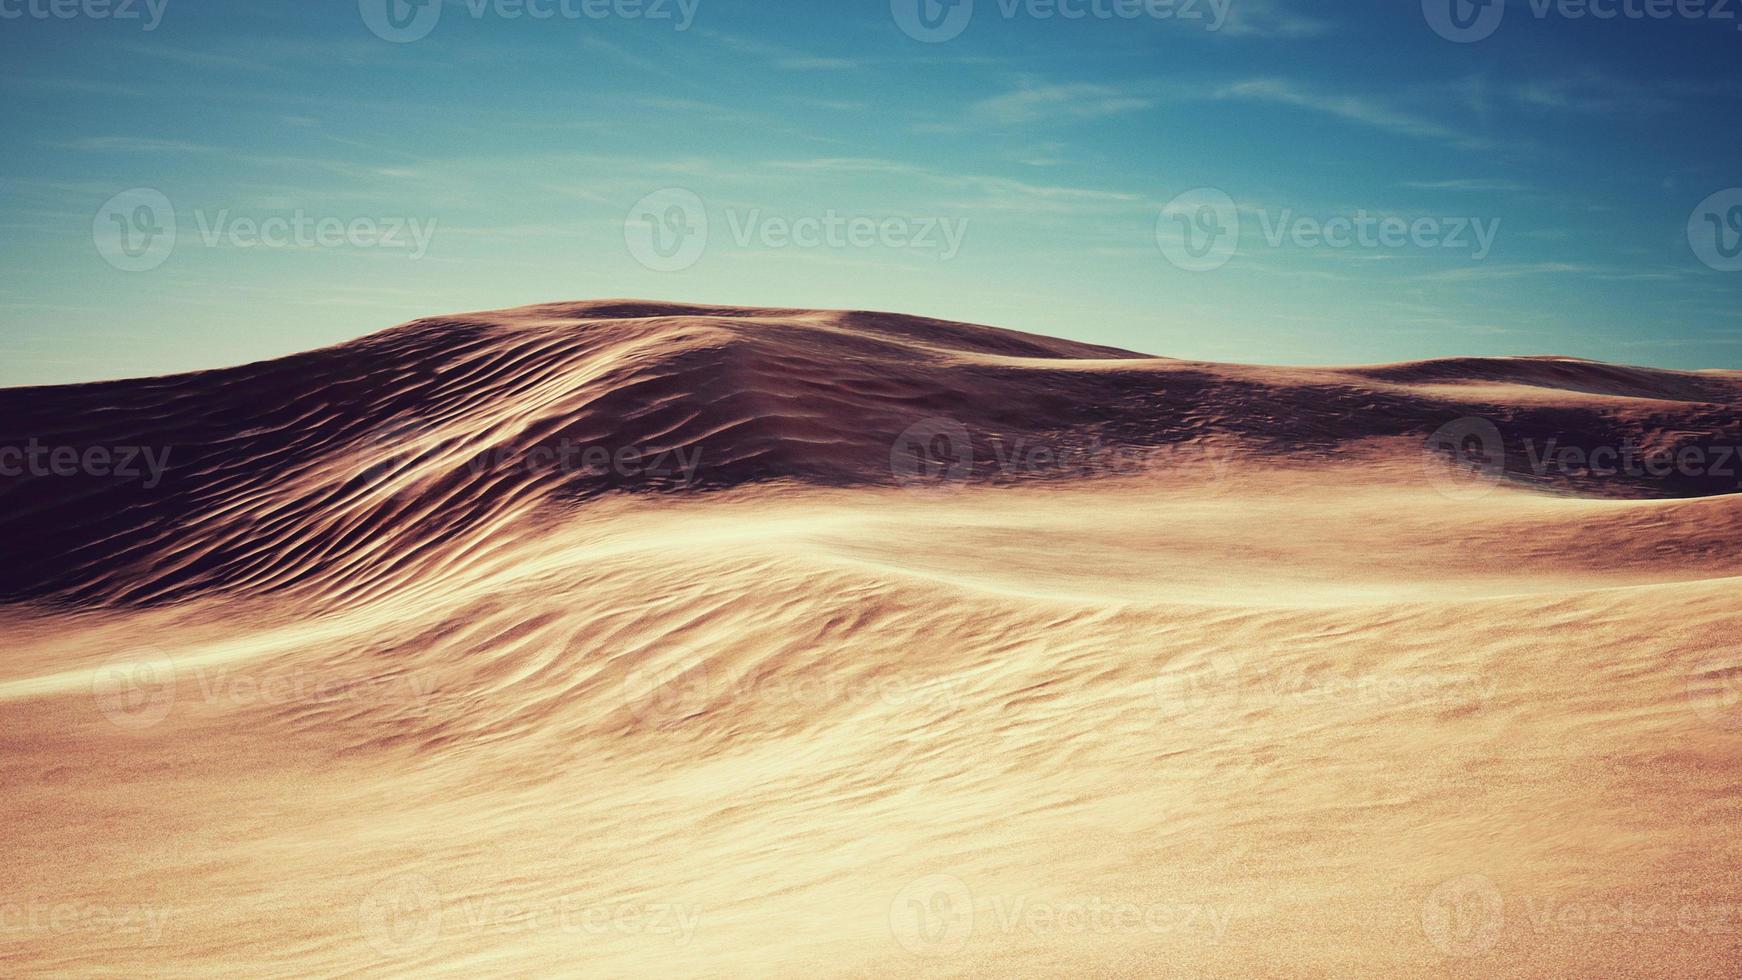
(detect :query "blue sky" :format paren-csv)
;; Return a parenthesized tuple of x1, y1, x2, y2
(1, 0, 1739, 385)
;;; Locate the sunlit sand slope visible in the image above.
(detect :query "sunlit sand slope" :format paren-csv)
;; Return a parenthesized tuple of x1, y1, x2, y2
(2, 302, 1739, 977)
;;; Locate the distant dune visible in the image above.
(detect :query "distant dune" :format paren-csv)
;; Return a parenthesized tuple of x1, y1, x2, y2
(2, 302, 1739, 977)
(3, 300, 1739, 607)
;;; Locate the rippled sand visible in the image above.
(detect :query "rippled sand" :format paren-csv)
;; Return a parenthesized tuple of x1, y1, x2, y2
(3, 302, 1739, 976)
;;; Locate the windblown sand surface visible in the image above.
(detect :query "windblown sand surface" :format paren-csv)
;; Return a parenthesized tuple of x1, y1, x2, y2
(2, 301, 1739, 977)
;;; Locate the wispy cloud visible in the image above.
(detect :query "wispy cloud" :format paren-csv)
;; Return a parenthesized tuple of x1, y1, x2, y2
(776, 57, 860, 70)
(763, 156, 1139, 213)
(1508, 73, 1742, 115)
(105, 41, 283, 74)
(1513, 76, 1669, 114)
(1218, 79, 1486, 149)
(1400, 179, 1528, 192)
(1213, 0, 1334, 37)
(41, 136, 215, 153)
(701, 30, 859, 71)
(971, 83, 1154, 124)
(1410, 262, 1686, 284)
(576, 35, 669, 75)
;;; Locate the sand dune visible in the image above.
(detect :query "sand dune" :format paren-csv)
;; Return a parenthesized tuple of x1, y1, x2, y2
(2, 301, 1739, 977)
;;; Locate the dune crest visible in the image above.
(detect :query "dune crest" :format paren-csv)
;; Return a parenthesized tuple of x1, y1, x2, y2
(2, 300, 1738, 607)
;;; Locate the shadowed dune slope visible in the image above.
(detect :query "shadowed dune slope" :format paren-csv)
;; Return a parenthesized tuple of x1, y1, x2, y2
(2, 300, 1741, 607)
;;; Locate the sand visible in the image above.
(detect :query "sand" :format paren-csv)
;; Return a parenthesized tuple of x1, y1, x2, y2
(2, 301, 1739, 977)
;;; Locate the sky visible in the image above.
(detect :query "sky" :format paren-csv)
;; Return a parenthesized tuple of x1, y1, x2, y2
(1, 0, 1740, 386)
